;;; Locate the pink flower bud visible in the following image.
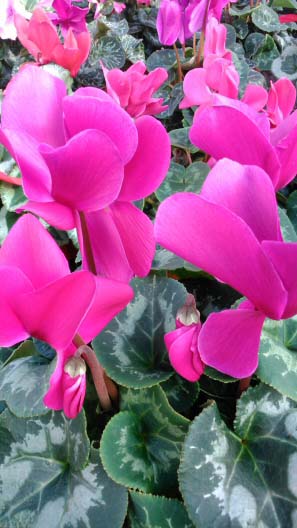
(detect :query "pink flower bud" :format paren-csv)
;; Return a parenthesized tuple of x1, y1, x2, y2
(62, 356, 87, 419)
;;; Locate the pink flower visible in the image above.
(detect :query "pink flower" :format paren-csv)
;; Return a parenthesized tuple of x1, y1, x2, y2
(155, 159, 295, 378)
(165, 294, 204, 381)
(0, 65, 171, 282)
(266, 78, 296, 127)
(189, 93, 297, 190)
(279, 13, 297, 23)
(14, 7, 91, 76)
(102, 61, 168, 118)
(50, 0, 89, 36)
(0, 214, 133, 416)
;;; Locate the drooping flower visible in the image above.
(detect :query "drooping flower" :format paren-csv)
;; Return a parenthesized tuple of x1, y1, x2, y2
(0, 65, 171, 282)
(155, 158, 297, 378)
(15, 7, 91, 76)
(102, 61, 168, 118)
(165, 294, 204, 381)
(50, 0, 88, 36)
(0, 214, 133, 416)
(189, 93, 297, 190)
(266, 78, 296, 127)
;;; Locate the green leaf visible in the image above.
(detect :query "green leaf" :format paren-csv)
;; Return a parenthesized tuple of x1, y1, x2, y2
(92, 277, 187, 388)
(129, 491, 194, 528)
(0, 410, 128, 527)
(287, 191, 297, 233)
(0, 182, 26, 212)
(279, 206, 297, 242)
(272, 0, 297, 8)
(252, 4, 282, 32)
(121, 34, 145, 63)
(233, 19, 249, 39)
(90, 35, 126, 69)
(100, 386, 189, 493)
(152, 247, 200, 272)
(146, 49, 178, 71)
(179, 384, 297, 528)
(272, 45, 297, 80)
(161, 375, 199, 413)
(245, 32, 265, 58)
(232, 52, 249, 93)
(169, 128, 198, 153)
(0, 356, 54, 417)
(158, 83, 184, 119)
(155, 161, 209, 202)
(253, 34, 280, 70)
(257, 317, 297, 401)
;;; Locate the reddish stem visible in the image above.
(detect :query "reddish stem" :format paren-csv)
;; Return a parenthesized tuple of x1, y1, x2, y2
(0, 171, 22, 186)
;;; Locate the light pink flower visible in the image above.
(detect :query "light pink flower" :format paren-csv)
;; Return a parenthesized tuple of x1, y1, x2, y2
(155, 159, 296, 378)
(102, 61, 168, 118)
(0, 0, 30, 40)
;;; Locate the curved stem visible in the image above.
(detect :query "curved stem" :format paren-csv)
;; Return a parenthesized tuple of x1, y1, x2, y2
(195, 0, 211, 67)
(0, 171, 22, 186)
(73, 335, 118, 410)
(173, 44, 183, 83)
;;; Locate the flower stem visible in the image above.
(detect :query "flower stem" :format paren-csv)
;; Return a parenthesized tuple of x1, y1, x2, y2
(173, 43, 183, 83)
(73, 335, 118, 410)
(0, 171, 22, 186)
(78, 211, 97, 275)
(238, 376, 252, 396)
(195, 0, 211, 67)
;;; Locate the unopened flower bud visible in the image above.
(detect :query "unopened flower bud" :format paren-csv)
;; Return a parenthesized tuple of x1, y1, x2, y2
(64, 356, 86, 378)
(176, 294, 200, 326)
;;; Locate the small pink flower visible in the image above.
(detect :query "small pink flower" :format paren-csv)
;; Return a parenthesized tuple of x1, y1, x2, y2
(102, 61, 168, 118)
(165, 294, 204, 381)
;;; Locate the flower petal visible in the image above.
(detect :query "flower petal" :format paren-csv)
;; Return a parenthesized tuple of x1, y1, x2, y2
(119, 115, 171, 201)
(110, 202, 155, 278)
(201, 159, 281, 242)
(155, 193, 287, 319)
(190, 104, 280, 186)
(262, 241, 297, 319)
(0, 214, 70, 289)
(14, 271, 96, 349)
(199, 308, 266, 377)
(63, 95, 138, 163)
(40, 129, 124, 211)
(18, 200, 76, 230)
(165, 325, 203, 381)
(2, 64, 66, 146)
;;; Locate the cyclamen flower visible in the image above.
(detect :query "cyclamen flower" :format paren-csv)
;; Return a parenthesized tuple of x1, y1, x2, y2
(189, 92, 297, 190)
(0, 65, 170, 282)
(15, 7, 90, 76)
(157, 0, 231, 45)
(0, 214, 133, 416)
(155, 158, 296, 378)
(50, 0, 88, 36)
(102, 61, 168, 118)
(165, 294, 204, 381)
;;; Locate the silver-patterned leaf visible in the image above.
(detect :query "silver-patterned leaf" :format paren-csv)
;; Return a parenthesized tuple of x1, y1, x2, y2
(252, 4, 282, 32)
(272, 46, 297, 80)
(92, 277, 187, 388)
(179, 384, 297, 528)
(129, 491, 194, 528)
(156, 161, 209, 202)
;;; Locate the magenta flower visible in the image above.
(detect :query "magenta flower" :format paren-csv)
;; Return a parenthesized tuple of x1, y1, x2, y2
(157, 0, 231, 45)
(165, 294, 204, 381)
(50, 0, 88, 36)
(189, 94, 297, 190)
(155, 158, 296, 378)
(0, 65, 170, 281)
(0, 214, 133, 415)
(266, 78, 296, 127)
(101, 61, 168, 118)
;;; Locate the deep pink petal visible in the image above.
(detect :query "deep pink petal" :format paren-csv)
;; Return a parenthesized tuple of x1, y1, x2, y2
(267, 79, 296, 126)
(155, 193, 287, 319)
(241, 84, 268, 111)
(262, 241, 297, 319)
(156, 0, 182, 45)
(43, 344, 75, 410)
(63, 95, 138, 163)
(40, 129, 124, 211)
(0, 266, 32, 346)
(18, 200, 76, 230)
(201, 159, 281, 242)
(165, 325, 203, 381)
(190, 104, 280, 186)
(78, 276, 134, 343)
(2, 64, 66, 146)
(119, 116, 171, 201)
(0, 214, 70, 288)
(81, 210, 133, 282)
(180, 68, 212, 108)
(73, 86, 114, 102)
(199, 308, 266, 377)
(273, 123, 297, 190)
(0, 128, 51, 201)
(14, 271, 96, 349)
(110, 202, 155, 278)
